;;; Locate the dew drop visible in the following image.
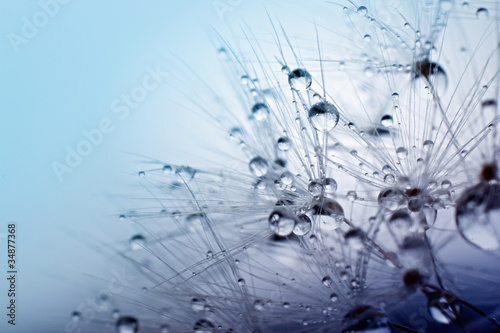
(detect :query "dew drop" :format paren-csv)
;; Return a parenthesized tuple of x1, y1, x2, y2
(389, 209, 413, 232)
(71, 311, 81, 322)
(324, 178, 338, 193)
(277, 137, 292, 151)
(249, 156, 269, 177)
(357, 6, 368, 15)
(476, 7, 488, 20)
(396, 147, 408, 159)
(237, 278, 245, 286)
(346, 191, 357, 201)
(344, 228, 366, 250)
(308, 102, 340, 132)
(322, 276, 333, 287)
(280, 171, 294, 185)
(380, 115, 393, 127)
(268, 208, 297, 237)
(281, 65, 290, 74)
(162, 165, 172, 174)
(384, 174, 395, 184)
(116, 316, 139, 333)
(293, 214, 312, 236)
(138, 171, 145, 178)
(160, 324, 170, 333)
(308, 180, 324, 197)
(193, 319, 215, 333)
(130, 234, 146, 251)
(378, 188, 405, 210)
(251, 103, 269, 121)
(423, 140, 434, 150)
(191, 298, 205, 312)
(456, 183, 500, 250)
(330, 293, 339, 302)
(363, 34, 371, 42)
(311, 198, 345, 230)
(427, 292, 460, 324)
(288, 68, 312, 91)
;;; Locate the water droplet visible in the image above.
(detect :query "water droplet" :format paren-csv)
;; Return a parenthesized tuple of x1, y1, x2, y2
(280, 171, 294, 185)
(427, 292, 460, 324)
(456, 183, 500, 250)
(130, 235, 146, 250)
(476, 7, 488, 20)
(344, 228, 366, 250)
(363, 34, 371, 42)
(175, 165, 196, 180)
(382, 165, 393, 174)
(138, 171, 145, 178)
(346, 191, 357, 202)
(378, 188, 406, 210)
(324, 178, 338, 193)
(251, 103, 269, 121)
(288, 68, 312, 91)
(193, 319, 215, 333)
(396, 147, 408, 159)
(389, 209, 413, 232)
(308, 180, 324, 197)
(380, 115, 393, 127)
(160, 324, 170, 333)
(384, 174, 395, 184)
(423, 140, 434, 150)
(414, 59, 447, 93)
(281, 65, 290, 74)
(162, 165, 172, 174)
(322, 276, 333, 287)
(71, 311, 81, 322)
(206, 251, 213, 260)
(408, 198, 423, 212)
(277, 137, 292, 151)
(311, 198, 345, 230)
(249, 156, 269, 177)
(293, 214, 312, 236)
(441, 180, 452, 189)
(237, 278, 245, 286)
(191, 298, 205, 312)
(116, 316, 139, 333)
(330, 293, 339, 302)
(269, 208, 297, 237)
(357, 6, 368, 15)
(254, 300, 264, 311)
(341, 305, 393, 333)
(308, 102, 340, 132)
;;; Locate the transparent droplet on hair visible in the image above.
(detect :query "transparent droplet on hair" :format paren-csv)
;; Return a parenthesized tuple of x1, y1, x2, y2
(193, 319, 215, 333)
(280, 171, 294, 185)
(138, 171, 145, 178)
(456, 183, 500, 250)
(71, 311, 81, 322)
(389, 209, 413, 233)
(324, 178, 338, 193)
(311, 198, 344, 230)
(249, 156, 269, 177)
(380, 115, 393, 127)
(191, 298, 205, 312)
(396, 147, 408, 159)
(116, 316, 139, 333)
(345, 228, 365, 250)
(476, 7, 488, 20)
(277, 137, 292, 151)
(308, 180, 324, 197)
(308, 102, 340, 132)
(288, 68, 312, 91)
(269, 208, 297, 237)
(162, 165, 172, 174)
(130, 234, 146, 250)
(322, 276, 333, 287)
(378, 188, 405, 210)
(427, 292, 460, 324)
(423, 140, 434, 150)
(357, 6, 368, 15)
(293, 214, 312, 236)
(330, 293, 339, 302)
(251, 103, 269, 121)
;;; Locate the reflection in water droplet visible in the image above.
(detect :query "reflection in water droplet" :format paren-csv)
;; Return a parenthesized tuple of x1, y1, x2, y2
(308, 102, 340, 132)
(249, 156, 269, 177)
(269, 208, 297, 237)
(288, 68, 312, 91)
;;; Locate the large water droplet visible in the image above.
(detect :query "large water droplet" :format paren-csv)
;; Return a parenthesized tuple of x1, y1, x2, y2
(396, 147, 408, 159)
(427, 292, 460, 324)
(269, 208, 297, 237)
(476, 7, 488, 20)
(308, 102, 339, 132)
(322, 276, 333, 287)
(357, 6, 368, 15)
(288, 68, 312, 91)
(456, 182, 500, 250)
(311, 198, 344, 230)
(249, 156, 269, 177)
(341, 305, 393, 333)
(378, 188, 406, 210)
(293, 214, 312, 236)
(116, 316, 139, 333)
(324, 177, 338, 193)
